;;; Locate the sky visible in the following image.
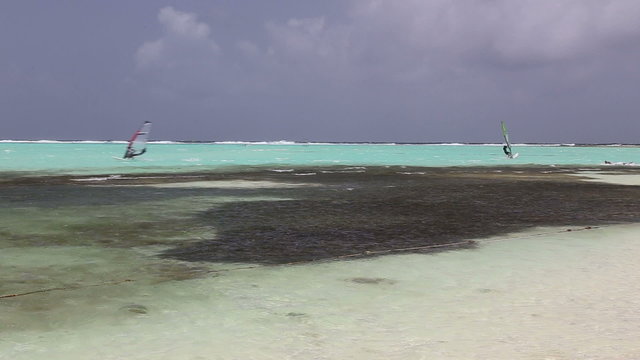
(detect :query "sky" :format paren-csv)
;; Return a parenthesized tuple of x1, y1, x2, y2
(1, 0, 640, 143)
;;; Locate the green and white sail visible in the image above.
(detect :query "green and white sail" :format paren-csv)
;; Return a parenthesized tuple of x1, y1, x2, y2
(501, 121, 511, 152)
(501, 121, 518, 158)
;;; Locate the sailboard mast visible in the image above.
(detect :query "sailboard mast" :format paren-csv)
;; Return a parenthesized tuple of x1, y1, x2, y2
(501, 121, 511, 154)
(123, 121, 152, 159)
(500, 121, 519, 159)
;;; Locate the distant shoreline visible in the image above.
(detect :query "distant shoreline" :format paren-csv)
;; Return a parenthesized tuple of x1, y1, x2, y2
(1, 140, 639, 147)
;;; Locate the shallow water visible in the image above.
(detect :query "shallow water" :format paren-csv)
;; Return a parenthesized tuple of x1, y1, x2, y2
(4, 166, 640, 264)
(2, 143, 640, 359)
(2, 225, 640, 359)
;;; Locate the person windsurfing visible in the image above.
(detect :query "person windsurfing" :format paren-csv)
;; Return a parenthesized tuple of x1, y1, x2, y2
(123, 121, 152, 159)
(500, 121, 518, 159)
(123, 146, 146, 159)
(502, 145, 512, 158)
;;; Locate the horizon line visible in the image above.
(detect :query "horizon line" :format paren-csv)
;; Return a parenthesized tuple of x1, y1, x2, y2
(1, 139, 639, 146)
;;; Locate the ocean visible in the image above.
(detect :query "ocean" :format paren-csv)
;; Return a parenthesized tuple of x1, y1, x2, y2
(2, 142, 640, 359)
(1, 141, 638, 175)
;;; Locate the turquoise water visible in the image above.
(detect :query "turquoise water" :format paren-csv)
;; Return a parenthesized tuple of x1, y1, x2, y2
(1, 142, 638, 175)
(3, 141, 640, 359)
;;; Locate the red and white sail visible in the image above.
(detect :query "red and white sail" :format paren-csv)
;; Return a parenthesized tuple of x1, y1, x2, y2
(124, 121, 152, 158)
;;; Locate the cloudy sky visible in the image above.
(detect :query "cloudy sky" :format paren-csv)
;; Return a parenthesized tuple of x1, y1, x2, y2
(2, 0, 640, 143)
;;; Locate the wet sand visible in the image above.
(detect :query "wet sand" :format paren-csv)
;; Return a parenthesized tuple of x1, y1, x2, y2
(571, 170, 640, 186)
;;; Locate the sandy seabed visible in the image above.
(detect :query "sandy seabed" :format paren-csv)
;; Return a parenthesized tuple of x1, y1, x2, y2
(2, 224, 640, 359)
(2, 166, 640, 359)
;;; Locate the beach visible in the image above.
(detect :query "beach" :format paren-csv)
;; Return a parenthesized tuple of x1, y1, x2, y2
(5, 0, 640, 357)
(2, 144, 640, 359)
(2, 223, 640, 359)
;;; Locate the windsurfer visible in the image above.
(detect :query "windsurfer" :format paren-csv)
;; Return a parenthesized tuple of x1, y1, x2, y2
(122, 121, 152, 159)
(503, 145, 512, 157)
(123, 147, 146, 159)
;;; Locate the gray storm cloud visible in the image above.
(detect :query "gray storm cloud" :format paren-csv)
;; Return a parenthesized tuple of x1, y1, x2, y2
(129, 1, 640, 142)
(136, 1, 640, 89)
(3, 1, 640, 142)
(136, 7, 220, 69)
(349, 0, 640, 65)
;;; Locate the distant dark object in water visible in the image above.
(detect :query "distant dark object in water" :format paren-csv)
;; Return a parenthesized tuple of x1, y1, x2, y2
(286, 312, 307, 317)
(349, 277, 397, 285)
(120, 304, 148, 314)
(476, 288, 498, 294)
(604, 160, 637, 166)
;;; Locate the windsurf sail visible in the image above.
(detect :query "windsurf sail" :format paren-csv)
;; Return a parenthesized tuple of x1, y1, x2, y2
(123, 121, 152, 159)
(501, 121, 515, 158)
